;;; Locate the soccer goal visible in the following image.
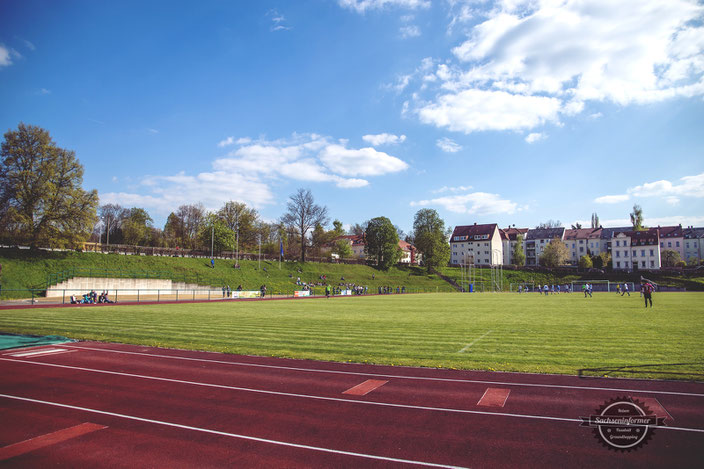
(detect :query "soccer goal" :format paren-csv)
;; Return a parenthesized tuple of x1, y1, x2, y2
(571, 280, 635, 293)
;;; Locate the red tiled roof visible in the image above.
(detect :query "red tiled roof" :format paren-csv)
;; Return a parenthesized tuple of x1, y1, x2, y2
(451, 223, 498, 241)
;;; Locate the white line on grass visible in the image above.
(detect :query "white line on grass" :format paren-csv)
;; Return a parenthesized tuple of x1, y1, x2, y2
(0, 393, 468, 469)
(62, 344, 704, 398)
(2, 357, 704, 434)
(458, 331, 493, 353)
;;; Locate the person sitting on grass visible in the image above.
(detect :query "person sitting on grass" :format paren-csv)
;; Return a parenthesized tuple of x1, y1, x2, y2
(70, 295, 78, 304)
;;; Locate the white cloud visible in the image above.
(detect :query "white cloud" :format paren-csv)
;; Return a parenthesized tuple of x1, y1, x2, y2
(36, 88, 51, 95)
(0, 44, 20, 67)
(319, 144, 409, 177)
(594, 194, 630, 204)
(432, 185, 473, 194)
(147, 128, 159, 134)
(628, 173, 704, 198)
(406, 0, 704, 134)
(598, 215, 704, 228)
(22, 39, 35, 51)
(418, 89, 561, 133)
(436, 137, 462, 153)
(411, 191, 521, 215)
(362, 133, 407, 146)
(338, 0, 431, 14)
(524, 132, 546, 144)
(400, 25, 421, 38)
(268, 9, 291, 31)
(218, 136, 236, 147)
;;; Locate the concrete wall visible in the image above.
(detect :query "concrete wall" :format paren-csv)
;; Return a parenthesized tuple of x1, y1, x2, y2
(46, 277, 208, 297)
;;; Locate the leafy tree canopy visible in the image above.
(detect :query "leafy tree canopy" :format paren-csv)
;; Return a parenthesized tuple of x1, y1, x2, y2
(365, 216, 400, 270)
(412, 208, 450, 270)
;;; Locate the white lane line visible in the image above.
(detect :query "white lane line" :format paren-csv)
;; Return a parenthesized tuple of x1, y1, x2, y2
(0, 393, 468, 469)
(8, 348, 72, 358)
(458, 331, 493, 353)
(1, 357, 703, 433)
(62, 344, 704, 398)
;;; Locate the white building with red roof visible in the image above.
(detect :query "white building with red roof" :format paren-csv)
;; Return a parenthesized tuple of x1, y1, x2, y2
(450, 223, 503, 266)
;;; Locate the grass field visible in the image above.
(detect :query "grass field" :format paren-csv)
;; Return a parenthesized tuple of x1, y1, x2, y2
(1, 292, 702, 380)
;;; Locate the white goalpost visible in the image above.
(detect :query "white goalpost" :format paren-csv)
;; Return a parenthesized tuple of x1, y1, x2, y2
(571, 280, 635, 293)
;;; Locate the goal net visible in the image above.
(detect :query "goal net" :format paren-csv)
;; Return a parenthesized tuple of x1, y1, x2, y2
(571, 280, 635, 293)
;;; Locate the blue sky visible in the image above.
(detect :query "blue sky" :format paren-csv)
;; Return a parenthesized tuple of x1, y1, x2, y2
(1, 0, 703, 234)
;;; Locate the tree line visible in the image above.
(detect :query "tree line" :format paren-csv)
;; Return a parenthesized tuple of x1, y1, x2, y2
(0, 124, 451, 270)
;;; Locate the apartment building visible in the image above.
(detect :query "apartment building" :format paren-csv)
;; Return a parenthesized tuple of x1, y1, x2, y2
(524, 227, 565, 266)
(658, 225, 685, 259)
(450, 223, 503, 266)
(683, 227, 704, 263)
(563, 228, 602, 265)
(500, 227, 529, 265)
(611, 229, 661, 271)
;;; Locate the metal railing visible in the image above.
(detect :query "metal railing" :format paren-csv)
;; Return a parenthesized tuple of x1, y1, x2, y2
(0, 287, 439, 307)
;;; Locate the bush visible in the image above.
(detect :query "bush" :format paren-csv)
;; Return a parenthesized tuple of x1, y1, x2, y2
(578, 255, 593, 269)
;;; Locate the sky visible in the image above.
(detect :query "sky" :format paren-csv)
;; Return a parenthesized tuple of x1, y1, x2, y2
(1, 0, 703, 235)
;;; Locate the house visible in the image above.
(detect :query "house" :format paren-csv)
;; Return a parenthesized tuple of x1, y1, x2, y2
(524, 227, 565, 266)
(563, 228, 602, 265)
(611, 228, 660, 271)
(658, 225, 685, 260)
(450, 223, 503, 266)
(332, 235, 366, 259)
(683, 227, 704, 264)
(499, 227, 529, 265)
(398, 240, 419, 264)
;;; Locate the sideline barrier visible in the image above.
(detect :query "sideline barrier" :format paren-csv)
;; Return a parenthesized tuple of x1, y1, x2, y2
(294, 291, 310, 297)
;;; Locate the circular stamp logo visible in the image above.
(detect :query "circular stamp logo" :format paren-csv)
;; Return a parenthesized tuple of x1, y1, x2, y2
(580, 397, 665, 451)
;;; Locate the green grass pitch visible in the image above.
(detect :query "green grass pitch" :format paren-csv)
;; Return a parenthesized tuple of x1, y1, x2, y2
(1, 292, 702, 380)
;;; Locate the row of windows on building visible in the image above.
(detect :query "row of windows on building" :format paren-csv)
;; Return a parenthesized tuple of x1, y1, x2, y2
(615, 260, 656, 269)
(614, 249, 656, 258)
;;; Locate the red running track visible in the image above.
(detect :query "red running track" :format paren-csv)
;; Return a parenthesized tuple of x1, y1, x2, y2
(0, 342, 703, 468)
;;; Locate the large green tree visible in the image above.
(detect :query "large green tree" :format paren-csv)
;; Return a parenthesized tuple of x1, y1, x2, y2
(217, 201, 260, 250)
(412, 208, 450, 270)
(661, 249, 681, 268)
(365, 216, 400, 270)
(513, 234, 526, 266)
(121, 208, 153, 246)
(0, 123, 99, 248)
(198, 213, 234, 254)
(539, 238, 570, 267)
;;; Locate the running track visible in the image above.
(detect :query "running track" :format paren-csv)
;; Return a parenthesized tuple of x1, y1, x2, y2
(1, 342, 702, 468)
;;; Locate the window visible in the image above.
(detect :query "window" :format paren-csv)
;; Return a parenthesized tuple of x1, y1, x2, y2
(642, 261, 646, 268)
(579, 247, 584, 253)
(579, 240, 583, 244)
(624, 261, 629, 268)
(660, 242, 664, 247)
(624, 240, 629, 246)
(668, 242, 672, 247)
(641, 250, 645, 256)
(632, 250, 636, 257)
(453, 244, 457, 248)
(650, 261, 655, 267)
(686, 242, 690, 248)
(616, 240, 620, 247)
(616, 261, 621, 268)
(616, 251, 620, 258)
(650, 249, 654, 256)
(676, 241, 680, 247)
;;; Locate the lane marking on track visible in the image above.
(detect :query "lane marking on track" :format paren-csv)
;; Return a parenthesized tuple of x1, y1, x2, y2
(343, 380, 388, 396)
(634, 396, 675, 423)
(1, 357, 704, 433)
(458, 331, 493, 353)
(477, 388, 510, 408)
(0, 393, 467, 469)
(61, 344, 704, 398)
(0, 422, 106, 462)
(7, 348, 72, 358)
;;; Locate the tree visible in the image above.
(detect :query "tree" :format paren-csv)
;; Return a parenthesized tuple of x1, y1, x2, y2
(0, 123, 99, 248)
(571, 223, 582, 229)
(536, 220, 562, 229)
(630, 204, 645, 231)
(280, 189, 329, 262)
(513, 234, 526, 266)
(661, 249, 681, 267)
(349, 222, 367, 236)
(365, 216, 400, 270)
(175, 203, 205, 249)
(333, 239, 353, 260)
(412, 209, 450, 270)
(217, 201, 260, 250)
(539, 237, 570, 267)
(591, 251, 611, 269)
(591, 212, 600, 229)
(198, 213, 233, 254)
(98, 203, 127, 245)
(579, 255, 593, 269)
(121, 208, 153, 246)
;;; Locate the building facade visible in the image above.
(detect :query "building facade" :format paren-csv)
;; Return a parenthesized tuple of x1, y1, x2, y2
(450, 223, 503, 266)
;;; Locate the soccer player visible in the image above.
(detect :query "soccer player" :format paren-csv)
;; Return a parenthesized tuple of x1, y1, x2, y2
(642, 282, 654, 307)
(622, 283, 630, 296)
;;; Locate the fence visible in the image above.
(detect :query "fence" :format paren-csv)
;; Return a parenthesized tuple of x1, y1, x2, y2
(0, 286, 440, 307)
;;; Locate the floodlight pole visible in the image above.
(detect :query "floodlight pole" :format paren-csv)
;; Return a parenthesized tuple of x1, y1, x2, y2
(258, 234, 261, 270)
(235, 211, 239, 266)
(211, 226, 214, 258)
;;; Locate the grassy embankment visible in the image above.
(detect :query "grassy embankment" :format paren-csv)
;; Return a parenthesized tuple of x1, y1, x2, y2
(0, 247, 453, 299)
(0, 292, 701, 380)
